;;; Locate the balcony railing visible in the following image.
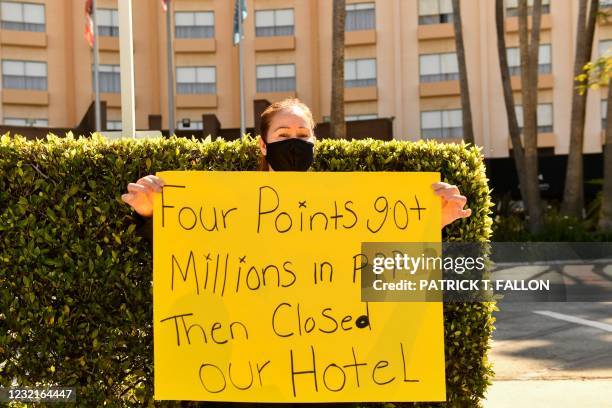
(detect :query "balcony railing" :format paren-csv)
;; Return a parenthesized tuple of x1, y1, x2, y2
(345, 78, 377, 88)
(255, 25, 294, 37)
(509, 63, 552, 76)
(418, 13, 454, 25)
(1, 21, 45, 32)
(256, 77, 295, 93)
(98, 25, 119, 37)
(176, 83, 216, 94)
(420, 72, 460, 83)
(175, 25, 214, 39)
(422, 127, 463, 139)
(3, 75, 47, 90)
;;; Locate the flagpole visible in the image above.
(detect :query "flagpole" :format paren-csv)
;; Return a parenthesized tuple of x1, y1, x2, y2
(165, 0, 175, 137)
(238, 0, 246, 138)
(118, 0, 136, 138)
(92, 0, 101, 132)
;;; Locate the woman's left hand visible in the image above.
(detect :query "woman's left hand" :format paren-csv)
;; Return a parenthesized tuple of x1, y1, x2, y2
(432, 182, 472, 229)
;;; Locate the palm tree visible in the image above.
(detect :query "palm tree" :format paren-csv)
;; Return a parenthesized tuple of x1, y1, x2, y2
(452, 0, 475, 144)
(602, 78, 612, 230)
(330, 0, 347, 139)
(577, 53, 612, 230)
(495, 0, 529, 204)
(562, 0, 600, 217)
(519, 0, 544, 233)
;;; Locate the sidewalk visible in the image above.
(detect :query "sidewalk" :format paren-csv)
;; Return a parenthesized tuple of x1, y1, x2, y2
(483, 302, 612, 407)
(485, 379, 612, 408)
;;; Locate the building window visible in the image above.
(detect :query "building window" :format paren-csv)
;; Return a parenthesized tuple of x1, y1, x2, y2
(176, 66, 216, 94)
(97, 9, 118, 37)
(177, 120, 204, 130)
(418, 0, 453, 25)
(345, 58, 376, 87)
(602, 100, 608, 130)
(419, 53, 459, 82)
(346, 3, 375, 31)
(506, 0, 551, 17)
(0, 2, 45, 32)
(93, 64, 121, 93)
(506, 44, 552, 76)
(515, 103, 553, 133)
(421, 109, 463, 139)
(2, 60, 47, 90)
(256, 64, 296, 92)
(174, 11, 214, 39)
(255, 9, 294, 37)
(346, 114, 377, 121)
(106, 120, 122, 130)
(3, 117, 48, 127)
(323, 114, 378, 122)
(599, 39, 612, 56)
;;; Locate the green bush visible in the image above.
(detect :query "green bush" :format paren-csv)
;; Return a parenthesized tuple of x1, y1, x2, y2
(0, 133, 495, 407)
(492, 205, 612, 242)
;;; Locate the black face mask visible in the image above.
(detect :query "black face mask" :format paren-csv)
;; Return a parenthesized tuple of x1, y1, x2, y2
(265, 138, 315, 171)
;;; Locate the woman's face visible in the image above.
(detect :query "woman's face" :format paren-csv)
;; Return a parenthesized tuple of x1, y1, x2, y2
(259, 107, 315, 157)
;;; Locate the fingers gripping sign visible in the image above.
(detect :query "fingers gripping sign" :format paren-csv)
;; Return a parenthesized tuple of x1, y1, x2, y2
(431, 182, 472, 229)
(121, 175, 165, 218)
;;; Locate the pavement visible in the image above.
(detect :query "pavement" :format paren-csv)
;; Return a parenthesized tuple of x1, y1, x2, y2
(484, 302, 612, 407)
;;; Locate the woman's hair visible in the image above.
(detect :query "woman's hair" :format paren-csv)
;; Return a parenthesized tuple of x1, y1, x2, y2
(259, 98, 315, 171)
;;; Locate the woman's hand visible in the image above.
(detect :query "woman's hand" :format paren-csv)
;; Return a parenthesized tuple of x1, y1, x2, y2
(432, 182, 472, 229)
(121, 175, 165, 218)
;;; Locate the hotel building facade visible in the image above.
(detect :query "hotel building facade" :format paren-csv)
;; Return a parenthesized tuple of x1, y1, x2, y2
(0, 0, 610, 158)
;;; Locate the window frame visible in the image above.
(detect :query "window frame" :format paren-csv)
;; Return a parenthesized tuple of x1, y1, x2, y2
(174, 10, 215, 39)
(97, 8, 119, 37)
(419, 52, 459, 82)
(505, 44, 552, 76)
(93, 64, 121, 93)
(514, 103, 554, 133)
(0, 1, 45, 32)
(255, 8, 295, 37)
(506, 0, 551, 17)
(420, 108, 464, 139)
(177, 120, 204, 130)
(2, 59, 48, 90)
(106, 120, 122, 131)
(344, 58, 377, 88)
(418, 0, 454, 25)
(256, 63, 296, 92)
(345, 2, 376, 32)
(599, 39, 612, 56)
(176, 66, 217, 94)
(3, 117, 48, 127)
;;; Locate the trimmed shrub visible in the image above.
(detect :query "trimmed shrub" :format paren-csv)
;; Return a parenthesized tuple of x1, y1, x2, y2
(0, 134, 495, 407)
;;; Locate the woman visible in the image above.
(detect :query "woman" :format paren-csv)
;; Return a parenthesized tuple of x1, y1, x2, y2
(121, 99, 470, 408)
(122, 98, 471, 232)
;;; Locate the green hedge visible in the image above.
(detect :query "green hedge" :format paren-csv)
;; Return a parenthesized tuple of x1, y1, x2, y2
(0, 134, 495, 407)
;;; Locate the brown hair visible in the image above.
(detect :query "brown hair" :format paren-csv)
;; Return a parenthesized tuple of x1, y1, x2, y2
(259, 98, 315, 171)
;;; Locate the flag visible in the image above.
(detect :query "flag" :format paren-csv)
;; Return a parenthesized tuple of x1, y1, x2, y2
(84, 0, 94, 48)
(233, 0, 247, 45)
(161, 0, 168, 12)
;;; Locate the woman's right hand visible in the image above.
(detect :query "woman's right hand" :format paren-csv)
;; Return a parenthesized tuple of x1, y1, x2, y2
(121, 175, 165, 218)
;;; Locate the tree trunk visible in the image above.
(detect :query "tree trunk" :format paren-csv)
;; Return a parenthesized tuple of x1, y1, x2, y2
(599, 82, 612, 230)
(495, 0, 529, 204)
(562, 0, 600, 217)
(330, 0, 346, 139)
(519, 0, 543, 233)
(452, 0, 475, 144)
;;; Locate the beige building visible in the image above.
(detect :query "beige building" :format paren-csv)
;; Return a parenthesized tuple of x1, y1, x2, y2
(0, 0, 610, 158)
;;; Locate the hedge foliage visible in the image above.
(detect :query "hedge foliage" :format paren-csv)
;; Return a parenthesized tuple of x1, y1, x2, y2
(0, 133, 495, 407)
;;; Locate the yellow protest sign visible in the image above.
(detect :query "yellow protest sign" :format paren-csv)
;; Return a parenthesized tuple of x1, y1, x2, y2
(153, 171, 446, 403)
